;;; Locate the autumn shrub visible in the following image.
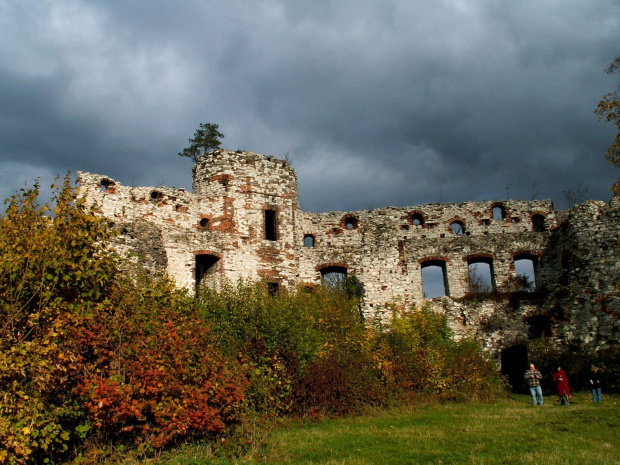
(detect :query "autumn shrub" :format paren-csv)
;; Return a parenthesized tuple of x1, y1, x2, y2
(293, 333, 383, 415)
(375, 306, 505, 401)
(0, 180, 246, 464)
(442, 339, 507, 401)
(290, 287, 384, 415)
(198, 285, 504, 417)
(0, 179, 119, 464)
(69, 277, 247, 455)
(196, 283, 374, 415)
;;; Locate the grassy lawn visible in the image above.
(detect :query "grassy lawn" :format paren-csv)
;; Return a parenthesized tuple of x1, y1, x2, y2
(160, 392, 620, 465)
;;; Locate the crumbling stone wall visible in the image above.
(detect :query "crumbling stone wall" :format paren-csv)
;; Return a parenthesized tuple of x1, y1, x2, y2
(539, 198, 620, 345)
(424, 197, 620, 361)
(297, 201, 555, 317)
(77, 149, 619, 358)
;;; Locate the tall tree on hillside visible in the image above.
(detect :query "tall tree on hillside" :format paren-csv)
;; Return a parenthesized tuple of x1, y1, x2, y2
(178, 123, 224, 163)
(595, 55, 620, 194)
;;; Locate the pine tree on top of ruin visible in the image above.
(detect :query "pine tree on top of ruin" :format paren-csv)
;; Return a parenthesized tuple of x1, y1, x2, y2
(178, 123, 224, 163)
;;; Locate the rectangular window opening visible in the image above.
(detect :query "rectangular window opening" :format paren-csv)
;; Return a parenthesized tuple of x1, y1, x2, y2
(265, 209, 277, 241)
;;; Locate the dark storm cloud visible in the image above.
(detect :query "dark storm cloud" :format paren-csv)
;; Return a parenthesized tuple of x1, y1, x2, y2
(1, 0, 619, 212)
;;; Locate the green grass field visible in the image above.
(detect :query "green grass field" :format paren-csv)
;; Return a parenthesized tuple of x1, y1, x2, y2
(160, 392, 619, 465)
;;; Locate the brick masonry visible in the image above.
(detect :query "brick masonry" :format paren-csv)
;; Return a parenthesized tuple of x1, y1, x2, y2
(77, 150, 620, 359)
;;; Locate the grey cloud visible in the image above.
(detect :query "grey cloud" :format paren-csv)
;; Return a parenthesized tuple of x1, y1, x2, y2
(0, 0, 619, 214)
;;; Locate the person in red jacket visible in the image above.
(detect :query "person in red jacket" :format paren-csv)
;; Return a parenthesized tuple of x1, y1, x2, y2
(553, 366, 571, 405)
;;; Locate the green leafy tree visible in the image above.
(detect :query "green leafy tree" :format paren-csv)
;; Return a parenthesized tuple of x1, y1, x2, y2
(595, 55, 620, 194)
(178, 123, 224, 163)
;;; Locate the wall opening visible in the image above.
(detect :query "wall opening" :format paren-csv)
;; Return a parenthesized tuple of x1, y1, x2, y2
(513, 254, 538, 291)
(100, 179, 115, 192)
(320, 266, 347, 287)
(411, 213, 425, 226)
(492, 204, 506, 220)
(500, 345, 528, 391)
(532, 214, 546, 232)
(265, 209, 277, 241)
(195, 254, 221, 292)
(150, 190, 163, 205)
(267, 282, 280, 296)
(343, 216, 358, 230)
(199, 218, 210, 231)
(450, 221, 465, 235)
(525, 314, 552, 339)
(303, 234, 315, 247)
(421, 260, 449, 298)
(467, 259, 494, 293)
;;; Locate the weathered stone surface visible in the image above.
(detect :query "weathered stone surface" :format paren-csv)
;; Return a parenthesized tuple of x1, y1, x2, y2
(77, 150, 620, 358)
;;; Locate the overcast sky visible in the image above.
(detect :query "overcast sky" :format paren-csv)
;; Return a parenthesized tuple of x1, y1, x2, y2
(1, 0, 619, 213)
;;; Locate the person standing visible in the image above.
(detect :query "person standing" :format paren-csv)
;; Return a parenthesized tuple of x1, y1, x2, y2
(525, 363, 544, 406)
(553, 366, 571, 405)
(590, 366, 603, 403)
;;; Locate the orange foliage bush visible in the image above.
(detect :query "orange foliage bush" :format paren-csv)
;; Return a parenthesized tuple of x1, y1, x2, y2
(70, 280, 247, 450)
(0, 180, 246, 464)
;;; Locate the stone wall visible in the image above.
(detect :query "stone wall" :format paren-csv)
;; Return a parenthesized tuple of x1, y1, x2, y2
(77, 149, 620, 359)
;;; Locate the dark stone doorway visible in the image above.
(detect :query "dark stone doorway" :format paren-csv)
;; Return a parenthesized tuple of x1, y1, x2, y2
(501, 345, 528, 392)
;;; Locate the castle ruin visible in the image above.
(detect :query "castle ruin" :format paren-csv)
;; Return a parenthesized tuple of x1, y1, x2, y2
(78, 150, 620, 374)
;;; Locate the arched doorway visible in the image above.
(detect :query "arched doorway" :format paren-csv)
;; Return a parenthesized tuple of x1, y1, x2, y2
(500, 345, 528, 392)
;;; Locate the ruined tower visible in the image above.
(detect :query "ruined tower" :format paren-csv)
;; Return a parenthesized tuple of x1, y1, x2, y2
(191, 150, 300, 291)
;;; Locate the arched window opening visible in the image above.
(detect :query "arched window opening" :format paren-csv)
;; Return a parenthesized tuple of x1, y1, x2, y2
(343, 216, 358, 230)
(195, 254, 221, 292)
(492, 205, 506, 220)
(320, 266, 347, 287)
(150, 190, 163, 205)
(199, 218, 210, 231)
(532, 214, 546, 232)
(411, 213, 425, 226)
(303, 234, 315, 247)
(513, 254, 538, 291)
(468, 259, 495, 293)
(450, 221, 465, 235)
(421, 260, 449, 298)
